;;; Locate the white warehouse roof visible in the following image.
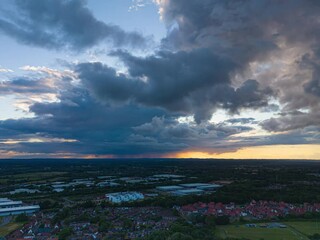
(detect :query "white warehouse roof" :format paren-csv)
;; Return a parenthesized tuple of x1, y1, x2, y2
(179, 183, 222, 188)
(0, 201, 23, 208)
(156, 185, 184, 191)
(0, 205, 40, 215)
(172, 188, 204, 196)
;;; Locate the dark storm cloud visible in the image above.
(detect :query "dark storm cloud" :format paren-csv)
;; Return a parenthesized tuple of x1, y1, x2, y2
(305, 78, 320, 97)
(134, 116, 253, 140)
(0, 0, 147, 50)
(261, 111, 320, 132)
(77, 49, 273, 123)
(132, 116, 254, 153)
(158, 0, 320, 61)
(0, 85, 179, 156)
(132, 115, 319, 154)
(0, 81, 316, 156)
(155, 0, 320, 131)
(2, 0, 320, 157)
(301, 50, 320, 97)
(261, 49, 320, 132)
(254, 126, 320, 147)
(158, 0, 281, 63)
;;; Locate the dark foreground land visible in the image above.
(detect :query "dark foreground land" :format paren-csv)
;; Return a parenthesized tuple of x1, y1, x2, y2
(0, 159, 320, 240)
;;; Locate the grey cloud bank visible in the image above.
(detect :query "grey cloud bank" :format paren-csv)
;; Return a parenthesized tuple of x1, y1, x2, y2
(77, 49, 273, 123)
(0, 0, 320, 157)
(0, 0, 148, 50)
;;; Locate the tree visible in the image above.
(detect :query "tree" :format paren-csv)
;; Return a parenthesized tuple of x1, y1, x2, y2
(15, 214, 29, 222)
(58, 227, 73, 240)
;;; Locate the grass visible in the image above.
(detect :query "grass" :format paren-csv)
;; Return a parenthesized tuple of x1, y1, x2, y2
(216, 223, 309, 240)
(286, 221, 320, 236)
(0, 222, 24, 237)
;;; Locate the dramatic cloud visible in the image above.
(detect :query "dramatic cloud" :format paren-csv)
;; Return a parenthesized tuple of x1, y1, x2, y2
(77, 49, 273, 123)
(0, 66, 76, 112)
(154, 0, 320, 131)
(262, 111, 320, 132)
(1, 0, 320, 158)
(0, 0, 148, 50)
(0, 78, 316, 157)
(302, 50, 320, 98)
(0, 81, 175, 155)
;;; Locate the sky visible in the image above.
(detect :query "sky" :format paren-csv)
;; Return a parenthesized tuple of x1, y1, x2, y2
(0, 0, 319, 159)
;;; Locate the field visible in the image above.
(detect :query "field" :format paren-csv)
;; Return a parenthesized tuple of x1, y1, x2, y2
(0, 171, 67, 184)
(287, 221, 320, 236)
(0, 222, 24, 237)
(215, 222, 318, 240)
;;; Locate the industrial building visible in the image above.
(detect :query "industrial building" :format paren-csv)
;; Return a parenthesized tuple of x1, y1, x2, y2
(10, 188, 39, 195)
(156, 183, 222, 196)
(179, 183, 222, 190)
(97, 176, 115, 179)
(0, 200, 23, 208)
(105, 192, 144, 203)
(0, 198, 40, 217)
(97, 181, 120, 187)
(172, 188, 204, 196)
(156, 185, 184, 191)
(153, 174, 185, 179)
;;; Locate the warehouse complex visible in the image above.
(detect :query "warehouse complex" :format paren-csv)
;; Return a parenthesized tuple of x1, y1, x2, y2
(156, 183, 222, 196)
(0, 198, 40, 217)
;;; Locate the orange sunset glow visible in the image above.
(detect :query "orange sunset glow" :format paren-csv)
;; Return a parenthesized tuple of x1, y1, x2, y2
(172, 144, 320, 160)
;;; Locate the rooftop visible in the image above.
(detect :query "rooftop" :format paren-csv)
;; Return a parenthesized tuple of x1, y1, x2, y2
(156, 185, 184, 191)
(0, 201, 23, 207)
(0, 205, 40, 214)
(153, 174, 185, 178)
(173, 188, 204, 195)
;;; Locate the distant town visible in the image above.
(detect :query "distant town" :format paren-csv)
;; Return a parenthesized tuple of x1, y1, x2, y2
(0, 159, 320, 240)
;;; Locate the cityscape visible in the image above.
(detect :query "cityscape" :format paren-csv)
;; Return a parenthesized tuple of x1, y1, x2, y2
(0, 159, 320, 239)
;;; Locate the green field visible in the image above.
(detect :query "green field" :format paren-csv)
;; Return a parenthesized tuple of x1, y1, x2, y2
(0, 222, 24, 237)
(0, 171, 67, 184)
(216, 222, 311, 240)
(287, 221, 320, 236)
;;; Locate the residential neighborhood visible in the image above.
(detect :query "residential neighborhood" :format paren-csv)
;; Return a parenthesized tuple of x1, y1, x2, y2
(179, 200, 320, 220)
